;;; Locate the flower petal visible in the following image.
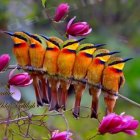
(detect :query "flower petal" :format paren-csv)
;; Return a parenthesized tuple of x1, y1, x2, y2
(82, 28, 92, 36)
(99, 113, 117, 134)
(10, 86, 21, 101)
(67, 16, 76, 30)
(122, 120, 139, 130)
(51, 130, 72, 140)
(123, 130, 137, 135)
(9, 68, 17, 79)
(0, 54, 10, 71)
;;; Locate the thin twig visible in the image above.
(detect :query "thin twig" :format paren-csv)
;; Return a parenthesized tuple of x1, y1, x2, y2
(116, 94, 140, 108)
(87, 133, 99, 140)
(0, 116, 29, 124)
(61, 112, 70, 140)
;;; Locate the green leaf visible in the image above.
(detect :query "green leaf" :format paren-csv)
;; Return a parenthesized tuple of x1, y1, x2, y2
(41, 0, 47, 8)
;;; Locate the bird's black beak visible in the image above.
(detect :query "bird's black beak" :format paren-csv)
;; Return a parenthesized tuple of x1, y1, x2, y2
(96, 51, 120, 57)
(109, 57, 133, 66)
(94, 44, 106, 48)
(122, 58, 133, 63)
(63, 38, 85, 48)
(75, 38, 85, 43)
(79, 43, 106, 51)
(41, 35, 60, 47)
(4, 31, 14, 36)
(22, 31, 31, 36)
(108, 51, 120, 55)
(40, 35, 49, 40)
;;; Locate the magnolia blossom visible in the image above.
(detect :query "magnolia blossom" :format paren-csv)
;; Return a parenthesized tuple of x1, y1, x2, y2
(0, 54, 10, 72)
(50, 130, 72, 140)
(98, 113, 139, 136)
(8, 69, 33, 101)
(54, 3, 70, 22)
(66, 16, 92, 37)
(8, 70, 33, 87)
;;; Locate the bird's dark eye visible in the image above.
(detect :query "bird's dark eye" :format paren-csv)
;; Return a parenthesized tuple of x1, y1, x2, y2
(30, 44, 36, 48)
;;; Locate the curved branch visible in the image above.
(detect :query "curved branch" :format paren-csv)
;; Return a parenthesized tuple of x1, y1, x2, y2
(2, 65, 140, 109)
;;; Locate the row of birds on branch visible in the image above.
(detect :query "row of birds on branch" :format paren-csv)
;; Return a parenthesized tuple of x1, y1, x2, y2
(3, 31, 132, 118)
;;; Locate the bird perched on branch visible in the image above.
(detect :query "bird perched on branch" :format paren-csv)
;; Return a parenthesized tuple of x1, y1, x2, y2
(72, 43, 105, 118)
(87, 49, 119, 118)
(57, 38, 85, 110)
(41, 35, 63, 110)
(4, 31, 31, 67)
(102, 56, 132, 114)
(28, 34, 48, 106)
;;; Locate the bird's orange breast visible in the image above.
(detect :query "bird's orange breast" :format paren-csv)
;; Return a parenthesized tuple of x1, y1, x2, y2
(102, 67, 123, 92)
(57, 48, 76, 78)
(13, 43, 30, 66)
(87, 58, 105, 85)
(43, 47, 60, 75)
(29, 45, 46, 68)
(73, 52, 93, 80)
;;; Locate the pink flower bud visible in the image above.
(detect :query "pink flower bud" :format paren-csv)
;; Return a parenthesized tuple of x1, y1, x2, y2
(0, 54, 10, 71)
(66, 16, 92, 37)
(8, 72, 33, 87)
(98, 113, 139, 136)
(54, 3, 70, 22)
(51, 130, 72, 140)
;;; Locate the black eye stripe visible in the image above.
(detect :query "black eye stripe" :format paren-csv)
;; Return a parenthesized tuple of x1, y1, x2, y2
(63, 41, 78, 48)
(96, 53, 110, 57)
(47, 48, 54, 50)
(85, 53, 93, 58)
(14, 43, 22, 47)
(31, 35, 42, 43)
(68, 49, 76, 53)
(14, 34, 27, 42)
(63, 38, 85, 48)
(48, 39, 60, 47)
(109, 61, 123, 66)
(80, 46, 94, 51)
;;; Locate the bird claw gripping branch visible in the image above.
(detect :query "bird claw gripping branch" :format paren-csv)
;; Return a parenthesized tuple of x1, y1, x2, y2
(5, 31, 132, 118)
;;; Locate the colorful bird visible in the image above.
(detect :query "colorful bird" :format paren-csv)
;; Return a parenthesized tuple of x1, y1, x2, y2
(72, 43, 104, 118)
(102, 57, 132, 114)
(87, 49, 119, 118)
(41, 35, 63, 110)
(28, 34, 48, 106)
(4, 31, 30, 67)
(57, 38, 85, 110)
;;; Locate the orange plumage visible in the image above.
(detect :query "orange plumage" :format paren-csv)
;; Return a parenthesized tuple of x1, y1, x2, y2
(72, 46, 96, 118)
(57, 40, 80, 110)
(42, 36, 63, 110)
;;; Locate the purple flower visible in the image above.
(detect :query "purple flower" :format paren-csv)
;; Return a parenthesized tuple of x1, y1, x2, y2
(8, 69, 33, 101)
(98, 113, 139, 136)
(66, 16, 92, 37)
(54, 3, 70, 22)
(50, 130, 72, 140)
(8, 69, 33, 87)
(0, 54, 10, 72)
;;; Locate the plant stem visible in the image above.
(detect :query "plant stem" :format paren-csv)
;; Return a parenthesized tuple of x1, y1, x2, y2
(87, 133, 99, 140)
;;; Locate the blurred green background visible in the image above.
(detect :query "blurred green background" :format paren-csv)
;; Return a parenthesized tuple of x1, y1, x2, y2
(0, 0, 140, 139)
